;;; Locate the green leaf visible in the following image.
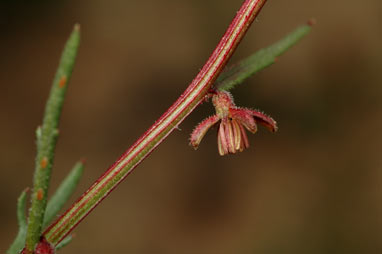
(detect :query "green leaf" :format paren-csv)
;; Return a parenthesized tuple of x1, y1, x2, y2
(25, 24, 81, 252)
(56, 235, 73, 250)
(43, 161, 85, 228)
(7, 189, 29, 254)
(216, 22, 313, 91)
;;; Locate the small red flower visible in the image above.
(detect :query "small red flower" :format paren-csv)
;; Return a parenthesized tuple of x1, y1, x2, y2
(190, 90, 277, 156)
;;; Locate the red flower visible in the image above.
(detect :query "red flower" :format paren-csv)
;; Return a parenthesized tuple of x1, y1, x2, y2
(190, 91, 277, 155)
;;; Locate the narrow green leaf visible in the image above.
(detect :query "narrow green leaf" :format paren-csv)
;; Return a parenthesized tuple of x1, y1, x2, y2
(43, 161, 85, 228)
(7, 189, 28, 254)
(25, 24, 81, 252)
(216, 22, 313, 91)
(55, 235, 73, 250)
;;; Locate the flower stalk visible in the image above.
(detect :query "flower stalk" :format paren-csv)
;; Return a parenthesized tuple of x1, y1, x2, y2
(42, 0, 268, 247)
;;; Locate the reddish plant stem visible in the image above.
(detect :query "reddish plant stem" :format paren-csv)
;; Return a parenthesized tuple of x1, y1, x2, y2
(42, 0, 267, 247)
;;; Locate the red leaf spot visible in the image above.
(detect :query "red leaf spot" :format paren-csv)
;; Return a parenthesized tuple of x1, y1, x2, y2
(40, 157, 48, 169)
(59, 76, 67, 88)
(37, 189, 44, 201)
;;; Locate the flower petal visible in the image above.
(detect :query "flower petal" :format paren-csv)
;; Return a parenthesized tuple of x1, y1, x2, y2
(230, 108, 257, 133)
(238, 122, 250, 149)
(248, 109, 278, 132)
(224, 119, 235, 153)
(190, 115, 220, 149)
(231, 119, 242, 151)
(217, 132, 224, 155)
(217, 121, 229, 156)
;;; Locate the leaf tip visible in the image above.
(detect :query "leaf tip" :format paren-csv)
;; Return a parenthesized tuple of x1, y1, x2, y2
(73, 23, 81, 32)
(79, 158, 87, 165)
(307, 18, 317, 26)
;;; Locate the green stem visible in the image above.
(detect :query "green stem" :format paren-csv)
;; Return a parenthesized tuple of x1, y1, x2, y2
(43, 0, 267, 246)
(25, 24, 80, 253)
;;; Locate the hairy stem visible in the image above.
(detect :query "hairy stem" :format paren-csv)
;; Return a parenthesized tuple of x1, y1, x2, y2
(43, 0, 267, 246)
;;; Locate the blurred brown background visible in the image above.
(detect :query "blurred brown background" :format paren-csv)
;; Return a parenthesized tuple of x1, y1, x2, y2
(0, 0, 380, 253)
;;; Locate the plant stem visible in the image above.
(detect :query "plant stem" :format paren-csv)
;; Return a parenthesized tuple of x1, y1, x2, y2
(24, 25, 80, 253)
(43, 0, 267, 246)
